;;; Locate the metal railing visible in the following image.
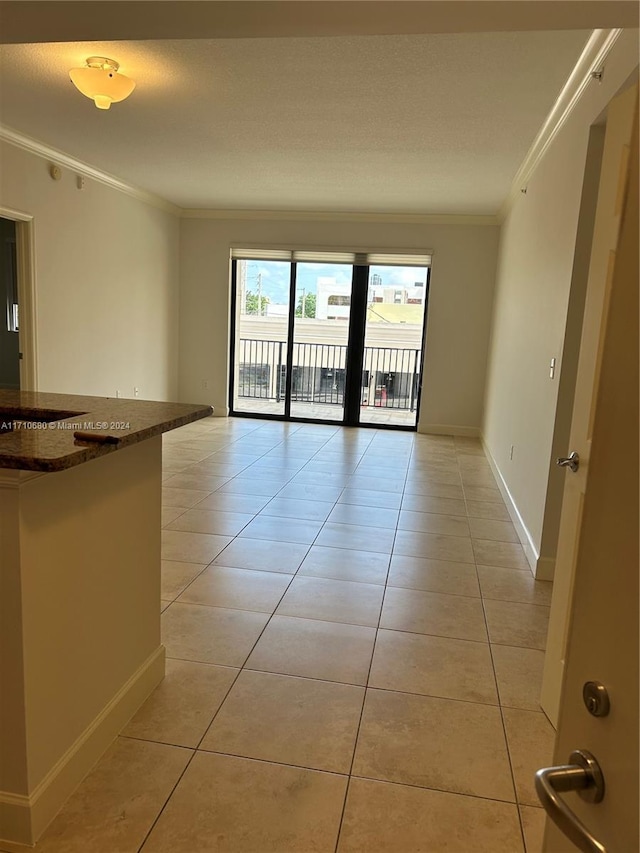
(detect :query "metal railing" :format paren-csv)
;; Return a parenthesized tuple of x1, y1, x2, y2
(236, 339, 421, 411)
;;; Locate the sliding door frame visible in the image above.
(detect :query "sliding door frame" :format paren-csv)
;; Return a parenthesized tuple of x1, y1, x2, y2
(412, 266, 431, 427)
(343, 264, 368, 427)
(282, 262, 297, 420)
(228, 256, 431, 431)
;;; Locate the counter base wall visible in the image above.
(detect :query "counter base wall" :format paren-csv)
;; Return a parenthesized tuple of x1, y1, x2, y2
(0, 438, 165, 846)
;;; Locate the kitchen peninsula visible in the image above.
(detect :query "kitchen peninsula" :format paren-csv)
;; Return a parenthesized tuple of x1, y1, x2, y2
(0, 390, 212, 846)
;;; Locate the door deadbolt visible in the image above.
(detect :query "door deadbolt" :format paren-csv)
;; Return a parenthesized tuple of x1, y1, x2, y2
(583, 682, 610, 718)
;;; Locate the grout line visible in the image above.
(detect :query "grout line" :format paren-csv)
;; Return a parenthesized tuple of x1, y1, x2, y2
(454, 445, 530, 850)
(138, 423, 328, 850)
(235, 665, 503, 709)
(347, 771, 520, 806)
(160, 505, 190, 528)
(190, 747, 351, 779)
(135, 745, 198, 852)
(478, 568, 528, 851)
(458, 443, 527, 852)
(124, 736, 524, 811)
(139, 495, 308, 849)
(333, 436, 411, 853)
(163, 428, 371, 774)
(150, 421, 537, 851)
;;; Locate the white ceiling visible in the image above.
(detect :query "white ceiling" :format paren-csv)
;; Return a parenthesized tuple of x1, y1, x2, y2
(0, 29, 593, 213)
(2, 1, 637, 214)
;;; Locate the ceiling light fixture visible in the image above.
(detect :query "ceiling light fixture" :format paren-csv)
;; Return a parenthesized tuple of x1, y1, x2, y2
(69, 57, 135, 110)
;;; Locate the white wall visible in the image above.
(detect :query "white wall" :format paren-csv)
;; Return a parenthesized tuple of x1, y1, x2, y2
(178, 217, 499, 432)
(0, 142, 180, 401)
(482, 31, 639, 573)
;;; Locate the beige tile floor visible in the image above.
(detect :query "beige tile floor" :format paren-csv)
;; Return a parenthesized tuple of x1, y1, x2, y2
(9, 418, 556, 853)
(235, 399, 418, 427)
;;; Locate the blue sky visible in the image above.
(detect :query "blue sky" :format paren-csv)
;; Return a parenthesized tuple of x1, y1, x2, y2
(243, 261, 427, 305)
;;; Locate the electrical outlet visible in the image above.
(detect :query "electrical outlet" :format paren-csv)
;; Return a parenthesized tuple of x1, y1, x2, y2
(509, 445, 514, 461)
(202, 379, 209, 390)
(115, 390, 120, 398)
(133, 387, 139, 398)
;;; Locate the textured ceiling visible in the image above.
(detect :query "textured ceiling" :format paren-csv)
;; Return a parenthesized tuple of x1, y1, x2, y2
(2, 1, 637, 43)
(0, 30, 591, 213)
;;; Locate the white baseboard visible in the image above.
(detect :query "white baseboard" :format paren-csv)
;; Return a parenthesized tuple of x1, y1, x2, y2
(417, 429, 554, 578)
(418, 423, 480, 437)
(534, 556, 556, 582)
(480, 438, 542, 577)
(0, 646, 165, 847)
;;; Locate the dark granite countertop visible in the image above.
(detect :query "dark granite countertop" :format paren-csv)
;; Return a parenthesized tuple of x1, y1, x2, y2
(0, 390, 212, 472)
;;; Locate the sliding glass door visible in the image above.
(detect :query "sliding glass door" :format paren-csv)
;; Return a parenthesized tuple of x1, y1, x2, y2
(230, 250, 430, 429)
(231, 258, 291, 417)
(360, 264, 429, 427)
(290, 262, 353, 421)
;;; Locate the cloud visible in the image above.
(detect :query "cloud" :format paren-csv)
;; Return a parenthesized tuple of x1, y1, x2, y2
(240, 259, 428, 306)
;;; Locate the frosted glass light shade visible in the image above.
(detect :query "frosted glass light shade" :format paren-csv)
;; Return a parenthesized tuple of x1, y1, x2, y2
(69, 58, 135, 110)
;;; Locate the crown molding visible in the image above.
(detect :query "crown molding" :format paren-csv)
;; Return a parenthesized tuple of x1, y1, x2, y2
(498, 28, 624, 222)
(8, 26, 622, 234)
(0, 125, 181, 217)
(0, 124, 497, 223)
(180, 208, 498, 225)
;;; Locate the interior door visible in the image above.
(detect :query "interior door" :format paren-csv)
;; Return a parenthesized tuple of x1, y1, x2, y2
(541, 82, 638, 725)
(537, 83, 638, 851)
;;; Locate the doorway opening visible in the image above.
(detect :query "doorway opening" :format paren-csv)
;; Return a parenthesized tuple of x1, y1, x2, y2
(0, 209, 37, 392)
(229, 249, 431, 429)
(0, 217, 20, 389)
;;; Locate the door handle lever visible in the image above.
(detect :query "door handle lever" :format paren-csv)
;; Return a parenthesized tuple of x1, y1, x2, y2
(535, 750, 606, 853)
(557, 451, 580, 472)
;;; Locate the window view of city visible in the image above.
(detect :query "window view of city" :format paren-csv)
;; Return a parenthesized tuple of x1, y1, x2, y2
(232, 259, 429, 427)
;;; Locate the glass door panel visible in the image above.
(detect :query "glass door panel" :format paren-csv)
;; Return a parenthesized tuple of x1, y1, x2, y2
(359, 265, 429, 427)
(232, 259, 291, 417)
(231, 255, 430, 429)
(289, 263, 353, 422)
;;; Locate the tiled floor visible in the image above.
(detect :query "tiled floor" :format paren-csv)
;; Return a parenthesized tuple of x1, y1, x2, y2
(12, 418, 556, 853)
(235, 399, 417, 427)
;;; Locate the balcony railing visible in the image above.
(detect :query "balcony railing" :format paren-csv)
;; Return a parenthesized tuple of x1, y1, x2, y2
(236, 339, 421, 411)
